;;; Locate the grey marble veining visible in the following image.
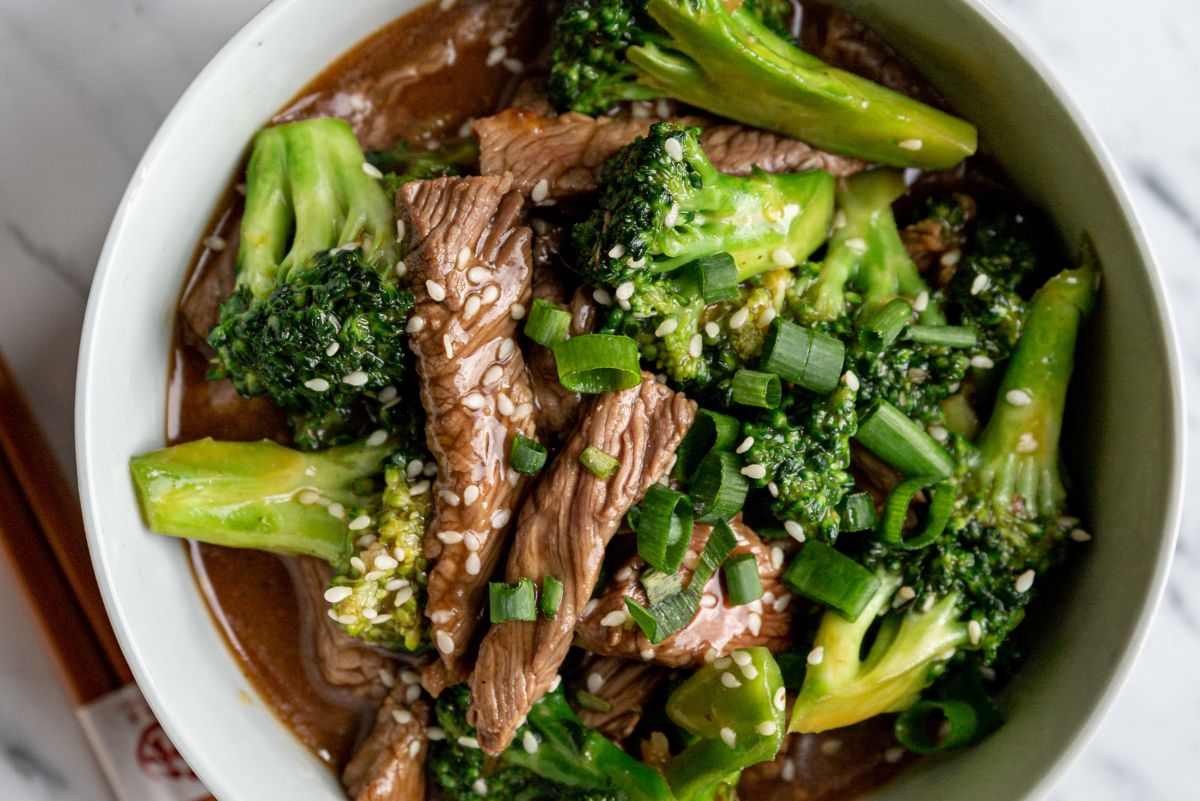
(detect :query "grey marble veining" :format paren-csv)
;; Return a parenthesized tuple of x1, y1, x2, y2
(1, 1, 1197, 799)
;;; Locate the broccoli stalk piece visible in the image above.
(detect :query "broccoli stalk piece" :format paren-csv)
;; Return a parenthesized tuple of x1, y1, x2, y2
(550, 0, 977, 169)
(573, 122, 835, 287)
(208, 117, 414, 426)
(664, 647, 787, 801)
(429, 685, 673, 801)
(129, 437, 429, 651)
(789, 254, 1097, 734)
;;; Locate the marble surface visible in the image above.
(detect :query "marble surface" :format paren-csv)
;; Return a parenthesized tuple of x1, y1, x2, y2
(0, 0, 1196, 799)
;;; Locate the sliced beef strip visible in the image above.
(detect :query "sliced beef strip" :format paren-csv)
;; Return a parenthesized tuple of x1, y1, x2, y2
(469, 375, 696, 753)
(473, 109, 866, 202)
(398, 174, 537, 687)
(574, 516, 792, 667)
(342, 688, 431, 801)
(294, 556, 393, 701)
(572, 654, 669, 741)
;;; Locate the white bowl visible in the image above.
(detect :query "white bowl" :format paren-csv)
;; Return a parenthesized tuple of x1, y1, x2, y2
(76, 1, 1185, 799)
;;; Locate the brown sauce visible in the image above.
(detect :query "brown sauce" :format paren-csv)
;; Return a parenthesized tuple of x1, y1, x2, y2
(165, 0, 946, 795)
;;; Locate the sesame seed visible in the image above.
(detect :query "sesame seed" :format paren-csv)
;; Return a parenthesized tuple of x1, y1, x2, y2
(720, 727, 737, 748)
(1071, 528, 1092, 542)
(1006, 388, 1033, 406)
(941, 249, 962, 267)
(971, 354, 995, 369)
(682, 550, 700, 569)
(885, 746, 906, 764)
(343, 370, 369, 387)
(395, 218, 406, 241)
(512, 403, 532, 420)
(486, 44, 507, 66)
(741, 663, 760, 681)
(443, 334, 455, 359)
(736, 436, 755, 454)
(774, 594, 792, 612)
(608, 243, 627, 259)
(582, 599, 600, 617)
(703, 648, 719, 664)
(968, 619, 983, 646)
(466, 553, 482, 575)
(1017, 432, 1039, 453)
(720, 672, 741, 689)
(1015, 569, 1035, 593)
(463, 485, 481, 506)
(821, 739, 843, 755)
(496, 394, 514, 417)
(430, 610, 454, 624)
(641, 648, 656, 661)
(203, 234, 227, 252)
(467, 266, 489, 284)
(426, 280, 447, 301)
(781, 761, 796, 782)
(406, 315, 425, 334)
(522, 731, 539, 754)
(482, 364, 504, 386)
(362, 161, 384, 179)
(700, 594, 718, 609)
(463, 392, 485, 410)
(767, 481, 779, 497)
(510, 302, 526, 320)
(504, 57, 524, 73)
(615, 281, 635, 301)
(655, 318, 678, 337)
(728, 307, 750, 330)
(410, 480, 431, 496)
(394, 586, 414, 606)
(600, 609, 628, 627)
(492, 509, 512, 528)
(298, 490, 321, 505)
(755, 720, 778, 736)
(328, 503, 346, 520)
(440, 490, 461, 507)
(845, 237, 869, 255)
(615, 566, 634, 583)
(770, 546, 785, 571)
(463, 532, 480, 552)
(688, 333, 703, 358)
(774, 686, 786, 711)
(593, 288, 613, 306)
(436, 631, 455, 653)
(928, 424, 949, 442)
(405, 684, 421, 703)
(771, 248, 796, 268)
(348, 514, 372, 531)
(913, 290, 929, 312)
(747, 612, 762, 636)
(463, 295, 482, 321)
(365, 429, 388, 447)
(392, 708, 414, 725)
(893, 585, 916, 608)
(758, 307, 777, 327)
(378, 386, 398, 403)
(587, 672, 605, 694)
(549, 674, 563, 692)
(324, 586, 353, 603)
(784, 520, 806, 543)
(838, 370, 860, 392)
(482, 284, 500, 305)
(304, 378, 330, 392)
(531, 178, 549, 203)
(898, 139, 924, 151)
(338, 614, 358, 625)
(663, 202, 681, 227)
(704, 321, 720, 338)
(741, 463, 767, 480)
(731, 650, 752, 667)
(970, 274, 990, 295)
(425, 725, 446, 742)
(664, 136, 685, 161)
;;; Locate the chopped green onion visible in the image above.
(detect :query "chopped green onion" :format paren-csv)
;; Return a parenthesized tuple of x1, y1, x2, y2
(854, 400, 955, 478)
(634, 484, 694, 573)
(894, 700, 979, 754)
(731, 369, 782, 409)
(683, 252, 740, 303)
(760, 320, 845, 394)
(689, 450, 749, 524)
(877, 478, 954, 550)
(576, 690, 615, 713)
(905, 325, 978, 349)
(525, 298, 572, 346)
(840, 492, 877, 532)
(782, 541, 880, 620)
(551, 334, 642, 393)
(489, 578, 537, 623)
(673, 409, 740, 481)
(858, 298, 913, 352)
(581, 445, 620, 479)
(723, 552, 763, 606)
(540, 575, 564, 619)
(509, 433, 548, 475)
(641, 568, 684, 605)
(626, 520, 737, 643)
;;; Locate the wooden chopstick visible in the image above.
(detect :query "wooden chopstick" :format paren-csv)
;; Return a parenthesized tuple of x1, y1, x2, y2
(0, 352, 133, 685)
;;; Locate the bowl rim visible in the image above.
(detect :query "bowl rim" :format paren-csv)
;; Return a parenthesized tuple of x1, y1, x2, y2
(74, 1, 1186, 799)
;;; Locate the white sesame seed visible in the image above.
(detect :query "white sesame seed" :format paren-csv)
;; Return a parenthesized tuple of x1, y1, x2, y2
(771, 248, 796, 268)
(1015, 569, 1035, 593)
(665, 137, 684, 161)
(410, 480, 431, 496)
(378, 385, 398, 403)
(971, 354, 995, 369)
(202, 234, 227, 252)
(482, 364, 504, 386)
(747, 612, 762, 636)
(531, 178, 550, 203)
(463, 392, 485, 410)
(774, 686, 787, 711)
(324, 586, 353, 603)
(784, 520, 806, 543)
(299, 490, 321, 505)
(735, 436, 755, 455)
(304, 378, 330, 392)
(466, 553, 482, 575)
(700, 594, 718, 609)
(466, 266, 488, 285)
(968, 619, 983, 646)
(614, 280, 636, 301)
(927, 424, 949, 443)
(741, 463, 767, 480)
(391, 708, 414, 725)
(845, 238, 869, 255)
(600, 609, 628, 627)
(687, 333, 703, 358)
(941, 249, 962, 267)
(716, 656, 734, 671)
(703, 648, 719, 664)
(893, 585, 916, 608)
(1017, 432, 1039, 453)
(510, 302, 526, 320)
(482, 284, 500, 305)
(913, 290, 929, 313)
(463, 295, 482, 321)
(731, 650, 752, 667)
(405, 684, 422, 704)
(1006, 389, 1033, 406)
(486, 44, 507, 65)
(654, 318, 678, 337)
(885, 746, 906, 764)
(741, 662, 760, 681)
(365, 429, 388, 448)
(362, 161, 384, 179)
(463, 485, 481, 506)
(586, 672, 605, 694)
(755, 720, 778, 736)
(440, 490, 461, 506)
(767, 481, 779, 497)
(328, 503, 346, 520)
(430, 610, 454, 624)
(343, 370, 369, 387)
(436, 631, 454, 653)
(615, 566, 635, 583)
(443, 334, 455, 359)
(758, 307, 777, 327)
(426, 279, 447, 301)
(770, 546, 785, 571)
(348, 514, 371, 531)
(607, 243, 627, 259)
(425, 726, 446, 742)
(663, 202, 681, 228)
(704, 321, 720, 338)
(522, 731, 539, 754)
(806, 646, 827, 668)
(720, 672, 741, 689)
(326, 342, 341, 359)
(503, 57, 525, 73)
(821, 739, 843, 755)
(683, 550, 700, 569)
(593, 288, 613, 306)
(728, 307, 750, 330)
(406, 315, 425, 334)
(773, 594, 792, 613)
(1071, 528, 1092, 542)
(338, 613, 358, 625)
(394, 586, 414, 606)
(463, 532, 481, 552)
(496, 394, 515, 417)
(720, 727, 737, 748)
(640, 648, 656, 661)
(970, 274, 991, 295)
(898, 139, 924, 151)
(512, 403, 532, 420)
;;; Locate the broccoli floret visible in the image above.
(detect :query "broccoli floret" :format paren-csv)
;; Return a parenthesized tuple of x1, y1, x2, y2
(207, 118, 415, 445)
(549, 0, 976, 169)
(740, 379, 859, 541)
(788, 252, 1097, 734)
(429, 685, 673, 801)
(846, 339, 970, 425)
(366, 136, 479, 201)
(129, 436, 430, 651)
(574, 122, 835, 286)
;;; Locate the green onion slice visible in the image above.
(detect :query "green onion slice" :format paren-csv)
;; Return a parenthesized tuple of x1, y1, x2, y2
(581, 445, 620, 479)
(858, 298, 913, 352)
(540, 575, 564, 619)
(683, 252, 740, 304)
(840, 492, 877, 532)
(894, 700, 979, 754)
(634, 484, 694, 573)
(760, 320, 845, 394)
(782, 541, 880, 620)
(641, 568, 685, 605)
(489, 578, 537, 623)
(525, 298, 573, 347)
(510, 433, 548, 475)
(626, 520, 737, 643)
(904, 325, 978, 349)
(551, 334, 642, 394)
(673, 409, 740, 481)
(689, 450, 749, 524)
(723, 552, 764, 606)
(731, 369, 782, 409)
(878, 478, 955, 550)
(854, 400, 955, 478)
(575, 690, 614, 713)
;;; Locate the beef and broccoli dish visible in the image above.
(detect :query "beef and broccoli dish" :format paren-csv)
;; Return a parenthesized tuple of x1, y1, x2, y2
(128, 1, 1099, 799)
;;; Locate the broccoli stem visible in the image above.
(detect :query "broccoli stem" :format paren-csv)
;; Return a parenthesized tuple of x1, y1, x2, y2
(631, 0, 977, 169)
(129, 437, 391, 565)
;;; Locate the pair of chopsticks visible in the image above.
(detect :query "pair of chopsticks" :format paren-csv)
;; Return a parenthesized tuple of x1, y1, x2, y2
(0, 350, 214, 801)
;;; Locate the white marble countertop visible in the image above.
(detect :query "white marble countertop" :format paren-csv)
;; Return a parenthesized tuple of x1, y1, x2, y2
(1, 1, 1197, 799)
